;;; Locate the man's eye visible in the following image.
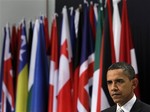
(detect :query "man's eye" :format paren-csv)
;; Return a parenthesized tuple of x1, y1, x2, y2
(107, 81, 112, 85)
(117, 79, 124, 83)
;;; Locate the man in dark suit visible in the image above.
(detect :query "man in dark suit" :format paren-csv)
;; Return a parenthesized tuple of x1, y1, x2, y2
(102, 62, 150, 112)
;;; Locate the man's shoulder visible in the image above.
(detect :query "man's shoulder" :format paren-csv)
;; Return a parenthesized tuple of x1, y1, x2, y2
(101, 105, 116, 112)
(131, 99, 150, 111)
(135, 99, 150, 107)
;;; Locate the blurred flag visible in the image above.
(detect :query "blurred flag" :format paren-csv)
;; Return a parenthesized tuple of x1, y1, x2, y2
(57, 6, 73, 112)
(28, 17, 49, 112)
(91, 3, 105, 111)
(119, 0, 140, 97)
(15, 20, 28, 112)
(10, 25, 18, 96)
(43, 17, 49, 54)
(112, 0, 121, 62)
(0, 26, 7, 111)
(72, 7, 83, 112)
(93, 3, 98, 22)
(27, 19, 40, 112)
(28, 21, 34, 67)
(101, 0, 116, 110)
(77, 3, 94, 112)
(69, 7, 76, 62)
(74, 7, 80, 38)
(48, 15, 59, 112)
(89, 2, 96, 41)
(1, 25, 15, 112)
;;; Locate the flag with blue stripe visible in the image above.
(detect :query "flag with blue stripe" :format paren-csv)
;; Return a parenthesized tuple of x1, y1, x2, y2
(28, 17, 49, 112)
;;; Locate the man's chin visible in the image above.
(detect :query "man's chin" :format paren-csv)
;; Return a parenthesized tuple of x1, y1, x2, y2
(112, 98, 122, 104)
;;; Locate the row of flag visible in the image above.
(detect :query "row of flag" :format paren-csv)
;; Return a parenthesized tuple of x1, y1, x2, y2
(0, 0, 140, 111)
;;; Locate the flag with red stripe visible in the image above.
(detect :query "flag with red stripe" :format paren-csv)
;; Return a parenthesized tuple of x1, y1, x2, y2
(77, 3, 94, 112)
(48, 15, 59, 112)
(91, 2, 105, 111)
(89, 3, 96, 41)
(119, 0, 140, 97)
(2, 25, 15, 112)
(43, 16, 49, 54)
(72, 7, 83, 112)
(57, 6, 73, 112)
(100, 0, 116, 110)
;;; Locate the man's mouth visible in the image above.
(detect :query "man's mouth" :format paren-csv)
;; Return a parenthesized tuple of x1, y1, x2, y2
(112, 93, 120, 97)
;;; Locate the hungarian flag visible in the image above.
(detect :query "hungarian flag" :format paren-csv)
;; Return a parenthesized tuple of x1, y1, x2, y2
(1, 25, 15, 112)
(77, 3, 94, 112)
(57, 6, 73, 112)
(15, 20, 28, 112)
(28, 17, 49, 112)
(119, 0, 140, 97)
(48, 15, 59, 112)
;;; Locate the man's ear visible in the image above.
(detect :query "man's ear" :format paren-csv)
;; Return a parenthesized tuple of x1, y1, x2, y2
(132, 78, 138, 89)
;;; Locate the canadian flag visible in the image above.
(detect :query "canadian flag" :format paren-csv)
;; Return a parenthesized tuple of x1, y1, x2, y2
(57, 6, 73, 112)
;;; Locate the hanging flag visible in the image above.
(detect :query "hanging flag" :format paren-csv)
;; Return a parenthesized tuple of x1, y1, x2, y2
(119, 0, 140, 97)
(112, 0, 121, 62)
(15, 20, 28, 112)
(89, 2, 96, 41)
(91, 3, 104, 111)
(43, 16, 49, 54)
(101, 0, 116, 110)
(27, 19, 39, 112)
(0, 27, 7, 111)
(48, 15, 59, 112)
(1, 25, 15, 112)
(72, 7, 83, 112)
(57, 6, 73, 112)
(77, 3, 94, 112)
(74, 7, 80, 38)
(28, 17, 49, 112)
(28, 21, 34, 67)
(69, 7, 76, 62)
(93, 3, 98, 22)
(10, 25, 18, 96)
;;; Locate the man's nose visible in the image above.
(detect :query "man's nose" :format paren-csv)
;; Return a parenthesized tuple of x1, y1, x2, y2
(111, 82, 118, 91)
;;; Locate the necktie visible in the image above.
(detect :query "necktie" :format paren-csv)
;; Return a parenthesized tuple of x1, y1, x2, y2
(117, 108, 124, 112)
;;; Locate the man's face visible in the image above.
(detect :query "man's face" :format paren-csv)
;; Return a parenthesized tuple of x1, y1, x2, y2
(107, 69, 137, 106)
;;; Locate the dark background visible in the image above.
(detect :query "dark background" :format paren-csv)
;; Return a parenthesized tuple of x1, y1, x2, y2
(55, 0, 150, 104)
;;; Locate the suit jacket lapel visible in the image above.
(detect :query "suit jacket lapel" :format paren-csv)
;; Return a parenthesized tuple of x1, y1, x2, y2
(130, 99, 142, 112)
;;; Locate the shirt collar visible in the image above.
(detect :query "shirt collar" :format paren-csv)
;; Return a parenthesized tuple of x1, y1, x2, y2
(117, 94, 136, 112)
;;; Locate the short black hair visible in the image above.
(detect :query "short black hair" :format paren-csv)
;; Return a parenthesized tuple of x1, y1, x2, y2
(108, 62, 135, 80)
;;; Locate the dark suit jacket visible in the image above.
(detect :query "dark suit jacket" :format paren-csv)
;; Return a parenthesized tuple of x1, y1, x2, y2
(101, 99, 150, 112)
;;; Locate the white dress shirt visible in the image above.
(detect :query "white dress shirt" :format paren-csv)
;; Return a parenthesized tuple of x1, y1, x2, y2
(116, 94, 136, 112)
